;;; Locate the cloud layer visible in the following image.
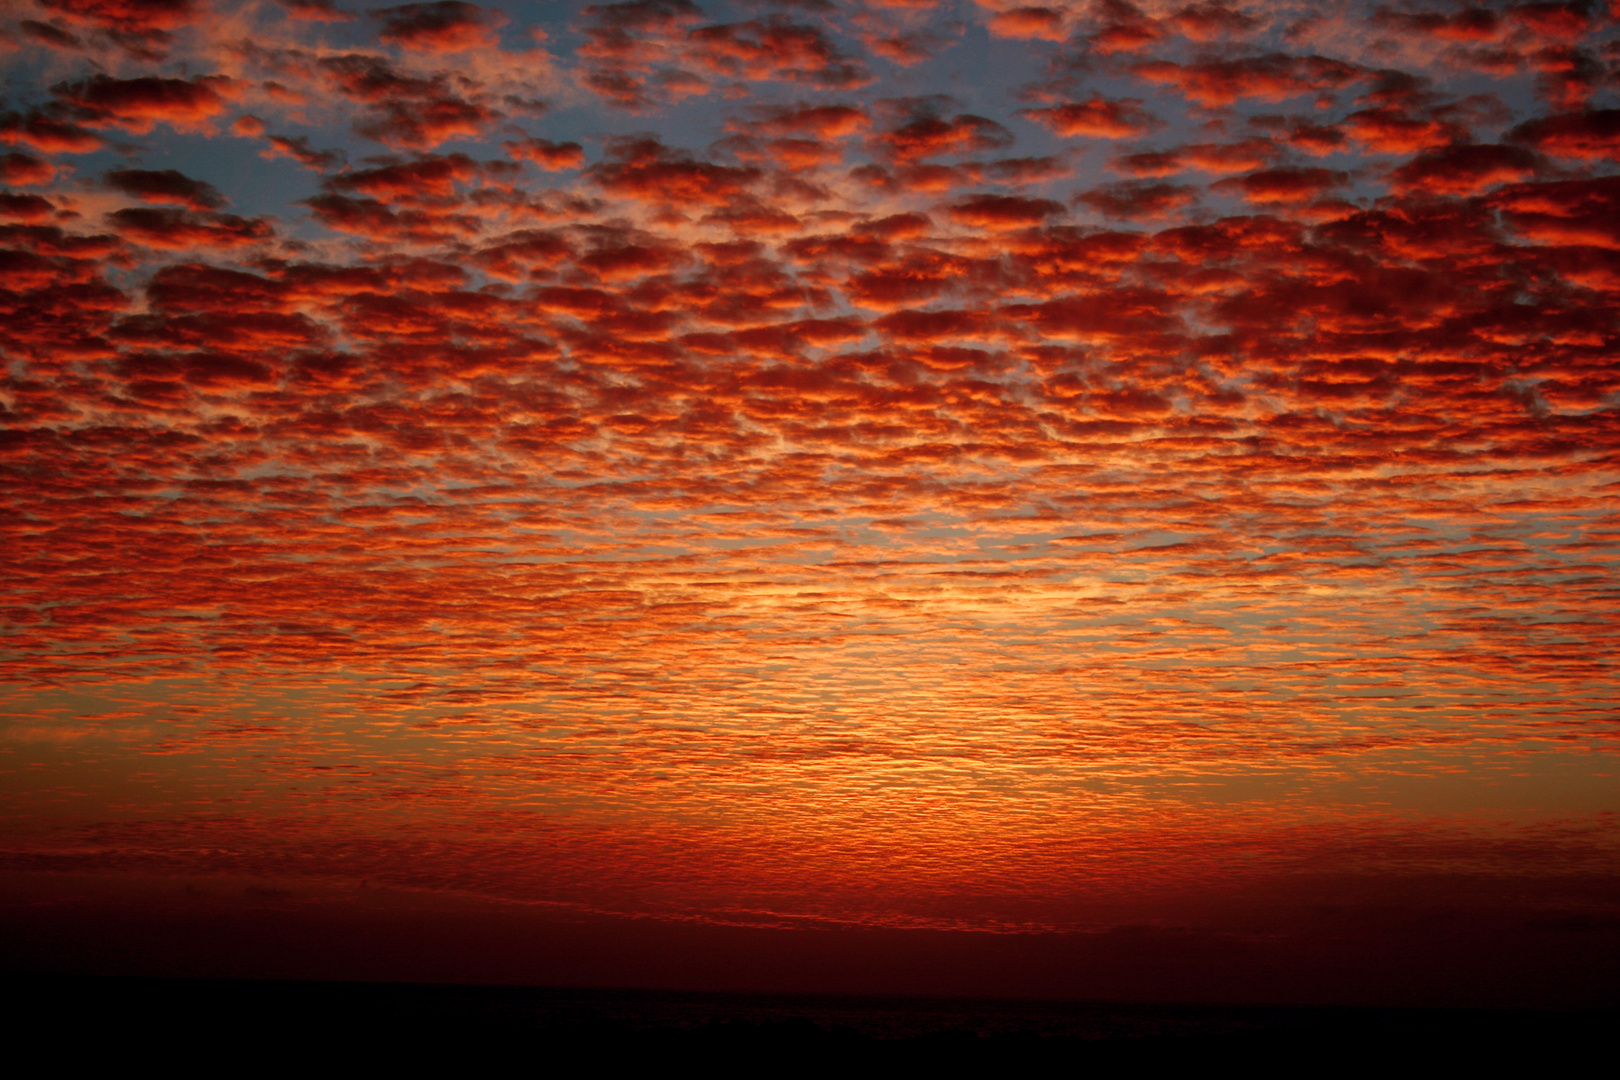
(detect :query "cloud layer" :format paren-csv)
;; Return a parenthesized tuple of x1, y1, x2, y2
(1, 0, 1617, 947)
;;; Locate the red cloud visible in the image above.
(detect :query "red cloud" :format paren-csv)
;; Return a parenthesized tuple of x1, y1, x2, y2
(847, 252, 967, 309)
(1004, 289, 1181, 343)
(354, 97, 498, 149)
(1388, 144, 1540, 196)
(0, 152, 57, 186)
(576, 1, 709, 108)
(1088, 0, 1166, 54)
(1508, 109, 1620, 160)
(1133, 53, 1361, 107)
(762, 137, 845, 170)
(36, 0, 201, 32)
(262, 135, 347, 171)
(108, 207, 273, 248)
(273, 0, 355, 20)
(303, 193, 478, 242)
(51, 74, 238, 134)
(747, 103, 869, 138)
(0, 193, 57, 222)
(988, 7, 1067, 41)
(1171, 2, 1259, 40)
(1274, 119, 1348, 156)
(314, 54, 498, 148)
(1507, 1, 1593, 41)
(471, 229, 573, 281)
(579, 235, 688, 280)
(1343, 107, 1463, 153)
(687, 17, 868, 87)
(946, 194, 1064, 230)
(1114, 139, 1278, 177)
(873, 113, 1013, 161)
(327, 154, 481, 201)
(1020, 97, 1161, 138)
(505, 138, 586, 170)
(874, 307, 990, 342)
(858, 211, 932, 239)
(1211, 167, 1349, 204)
(372, 2, 507, 52)
(34, 0, 201, 54)
(589, 137, 760, 206)
(0, 112, 103, 153)
(1492, 176, 1620, 249)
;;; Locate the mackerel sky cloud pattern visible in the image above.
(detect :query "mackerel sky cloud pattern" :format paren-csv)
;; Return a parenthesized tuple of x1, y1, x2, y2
(1, 0, 1618, 988)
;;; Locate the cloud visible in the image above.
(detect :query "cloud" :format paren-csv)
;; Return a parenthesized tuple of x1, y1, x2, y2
(505, 138, 586, 170)
(35, 0, 202, 32)
(747, 103, 869, 138)
(1076, 180, 1197, 219)
(326, 154, 482, 201)
(372, 2, 508, 52)
(1211, 166, 1350, 204)
(1387, 143, 1540, 196)
(1019, 97, 1161, 139)
(105, 168, 227, 210)
(261, 135, 347, 171)
(946, 193, 1064, 229)
(107, 207, 273, 247)
(1170, 2, 1259, 41)
(0, 152, 57, 186)
(1508, 109, 1620, 160)
(19, 20, 85, 50)
(1343, 106, 1463, 153)
(1492, 176, 1620, 249)
(51, 75, 238, 134)
(687, 17, 869, 86)
(588, 137, 761, 205)
(1370, 6, 1501, 43)
(872, 110, 1014, 161)
(0, 193, 59, 222)
(273, 0, 355, 20)
(313, 54, 500, 148)
(1113, 139, 1278, 177)
(988, 7, 1067, 41)
(1133, 53, 1362, 107)
(1086, 0, 1166, 54)
(32, 0, 201, 56)
(0, 112, 103, 153)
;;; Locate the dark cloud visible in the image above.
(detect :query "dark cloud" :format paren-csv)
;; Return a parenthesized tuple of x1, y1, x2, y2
(1076, 180, 1198, 219)
(51, 74, 237, 134)
(107, 207, 274, 248)
(0, 152, 56, 186)
(946, 193, 1064, 229)
(371, 2, 508, 52)
(1508, 108, 1620, 160)
(105, 168, 226, 210)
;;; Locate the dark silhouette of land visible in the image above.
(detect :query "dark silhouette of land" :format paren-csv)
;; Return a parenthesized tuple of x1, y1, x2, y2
(13, 976, 1614, 1068)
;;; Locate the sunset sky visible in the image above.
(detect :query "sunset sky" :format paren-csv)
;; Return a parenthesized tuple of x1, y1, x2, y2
(2, 0, 1617, 1005)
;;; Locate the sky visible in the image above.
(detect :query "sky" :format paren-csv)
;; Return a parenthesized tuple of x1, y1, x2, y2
(1, 0, 1618, 1006)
